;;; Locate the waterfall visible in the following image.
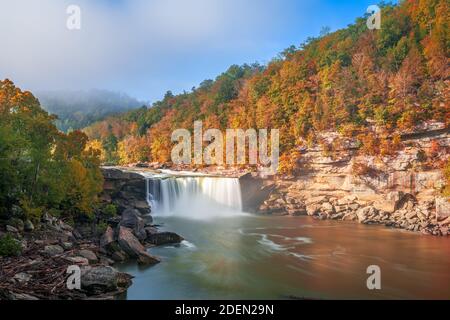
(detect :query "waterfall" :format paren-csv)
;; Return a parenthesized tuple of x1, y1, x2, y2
(144, 172, 244, 219)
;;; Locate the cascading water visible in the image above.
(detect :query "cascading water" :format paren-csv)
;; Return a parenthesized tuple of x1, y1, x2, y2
(143, 171, 244, 219)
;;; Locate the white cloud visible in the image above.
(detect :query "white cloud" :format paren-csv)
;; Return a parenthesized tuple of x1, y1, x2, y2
(0, 0, 302, 98)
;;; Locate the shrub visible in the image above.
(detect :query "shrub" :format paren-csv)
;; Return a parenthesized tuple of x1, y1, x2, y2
(20, 198, 45, 225)
(96, 221, 108, 235)
(428, 140, 441, 158)
(417, 149, 427, 162)
(278, 150, 301, 175)
(358, 133, 380, 156)
(103, 204, 117, 217)
(352, 162, 372, 176)
(380, 135, 402, 157)
(0, 234, 22, 257)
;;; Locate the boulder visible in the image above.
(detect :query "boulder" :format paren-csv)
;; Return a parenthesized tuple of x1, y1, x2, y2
(239, 173, 275, 213)
(81, 266, 119, 293)
(14, 272, 32, 284)
(66, 256, 90, 266)
(118, 227, 160, 265)
(306, 204, 321, 216)
(100, 226, 115, 249)
(146, 232, 184, 246)
(373, 200, 397, 214)
(6, 225, 19, 233)
(120, 209, 146, 241)
(111, 250, 128, 262)
(118, 227, 144, 257)
(78, 249, 99, 264)
(43, 245, 64, 256)
(436, 197, 450, 221)
(356, 207, 378, 223)
(61, 242, 73, 250)
(130, 200, 151, 216)
(144, 226, 158, 237)
(24, 220, 34, 232)
(7, 218, 24, 232)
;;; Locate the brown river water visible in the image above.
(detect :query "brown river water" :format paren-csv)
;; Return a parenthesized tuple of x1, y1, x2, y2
(117, 215, 450, 300)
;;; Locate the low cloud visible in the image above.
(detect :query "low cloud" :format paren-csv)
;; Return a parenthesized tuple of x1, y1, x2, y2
(0, 0, 308, 99)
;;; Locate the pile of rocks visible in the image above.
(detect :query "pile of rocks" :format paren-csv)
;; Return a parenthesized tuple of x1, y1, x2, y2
(259, 190, 449, 236)
(0, 235, 132, 300)
(99, 208, 183, 265)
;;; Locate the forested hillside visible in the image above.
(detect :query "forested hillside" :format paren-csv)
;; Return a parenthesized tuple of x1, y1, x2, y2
(37, 89, 144, 132)
(0, 80, 104, 226)
(83, 0, 449, 172)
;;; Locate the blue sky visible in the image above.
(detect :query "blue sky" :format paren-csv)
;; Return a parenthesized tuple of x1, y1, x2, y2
(0, 0, 392, 103)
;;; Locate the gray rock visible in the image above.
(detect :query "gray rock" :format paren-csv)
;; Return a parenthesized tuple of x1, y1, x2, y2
(43, 245, 64, 256)
(100, 226, 115, 249)
(14, 272, 32, 284)
(118, 226, 160, 265)
(120, 209, 146, 241)
(6, 225, 19, 233)
(81, 266, 119, 293)
(61, 242, 73, 250)
(146, 232, 184, 246)
(66, 256, 90, 266)
(118, 226, 145, 257)
(78, 249, 98, 264)
(131, 200, 151, 215)
(24, 220, 34, 232)
(373, 200, 396, 214)
(111, 250, 128, 262)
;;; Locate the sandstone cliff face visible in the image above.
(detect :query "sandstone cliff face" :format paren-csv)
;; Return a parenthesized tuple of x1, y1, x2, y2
(259, 124, 450, 236)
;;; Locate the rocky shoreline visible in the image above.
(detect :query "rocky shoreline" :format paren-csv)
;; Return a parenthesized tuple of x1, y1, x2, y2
(256, 124, 449, 236)
(0, 168, 184, 300)
(259, 189, 449, 236)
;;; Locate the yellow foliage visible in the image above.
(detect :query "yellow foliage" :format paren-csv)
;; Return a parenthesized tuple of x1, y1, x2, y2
(85, 139, 106, 162)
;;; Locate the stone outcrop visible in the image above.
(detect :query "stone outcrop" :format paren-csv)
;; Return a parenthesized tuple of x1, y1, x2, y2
(101, 168, 151, 216)
(145, 232, 184, 246)
(79, 265, 132, 296)
(239, 173, 275, 213)
(258, 123, 450, 236)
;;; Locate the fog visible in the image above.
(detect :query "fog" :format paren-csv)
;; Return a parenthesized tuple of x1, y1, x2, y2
(0, 0, 293, 100)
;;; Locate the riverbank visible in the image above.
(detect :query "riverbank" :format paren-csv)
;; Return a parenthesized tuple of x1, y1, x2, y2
(0, 168, 184, 300)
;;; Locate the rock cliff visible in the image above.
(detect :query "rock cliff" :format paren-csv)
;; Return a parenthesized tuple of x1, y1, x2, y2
(258, 123, 450, 236)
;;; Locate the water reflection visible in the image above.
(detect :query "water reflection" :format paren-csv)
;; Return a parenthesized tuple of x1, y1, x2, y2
(117, 216, 450, 300)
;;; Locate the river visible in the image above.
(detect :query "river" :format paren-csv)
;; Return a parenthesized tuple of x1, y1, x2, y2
(117, 214, 450, 300)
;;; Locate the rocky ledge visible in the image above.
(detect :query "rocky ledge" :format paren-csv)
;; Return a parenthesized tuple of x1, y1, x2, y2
(257, 124, 450, 236)
(260, 191, 449, 236)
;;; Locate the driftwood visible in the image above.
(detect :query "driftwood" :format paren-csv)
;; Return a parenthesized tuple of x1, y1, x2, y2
(0, 243, 88, 299)
(0, 240, 131, 300)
